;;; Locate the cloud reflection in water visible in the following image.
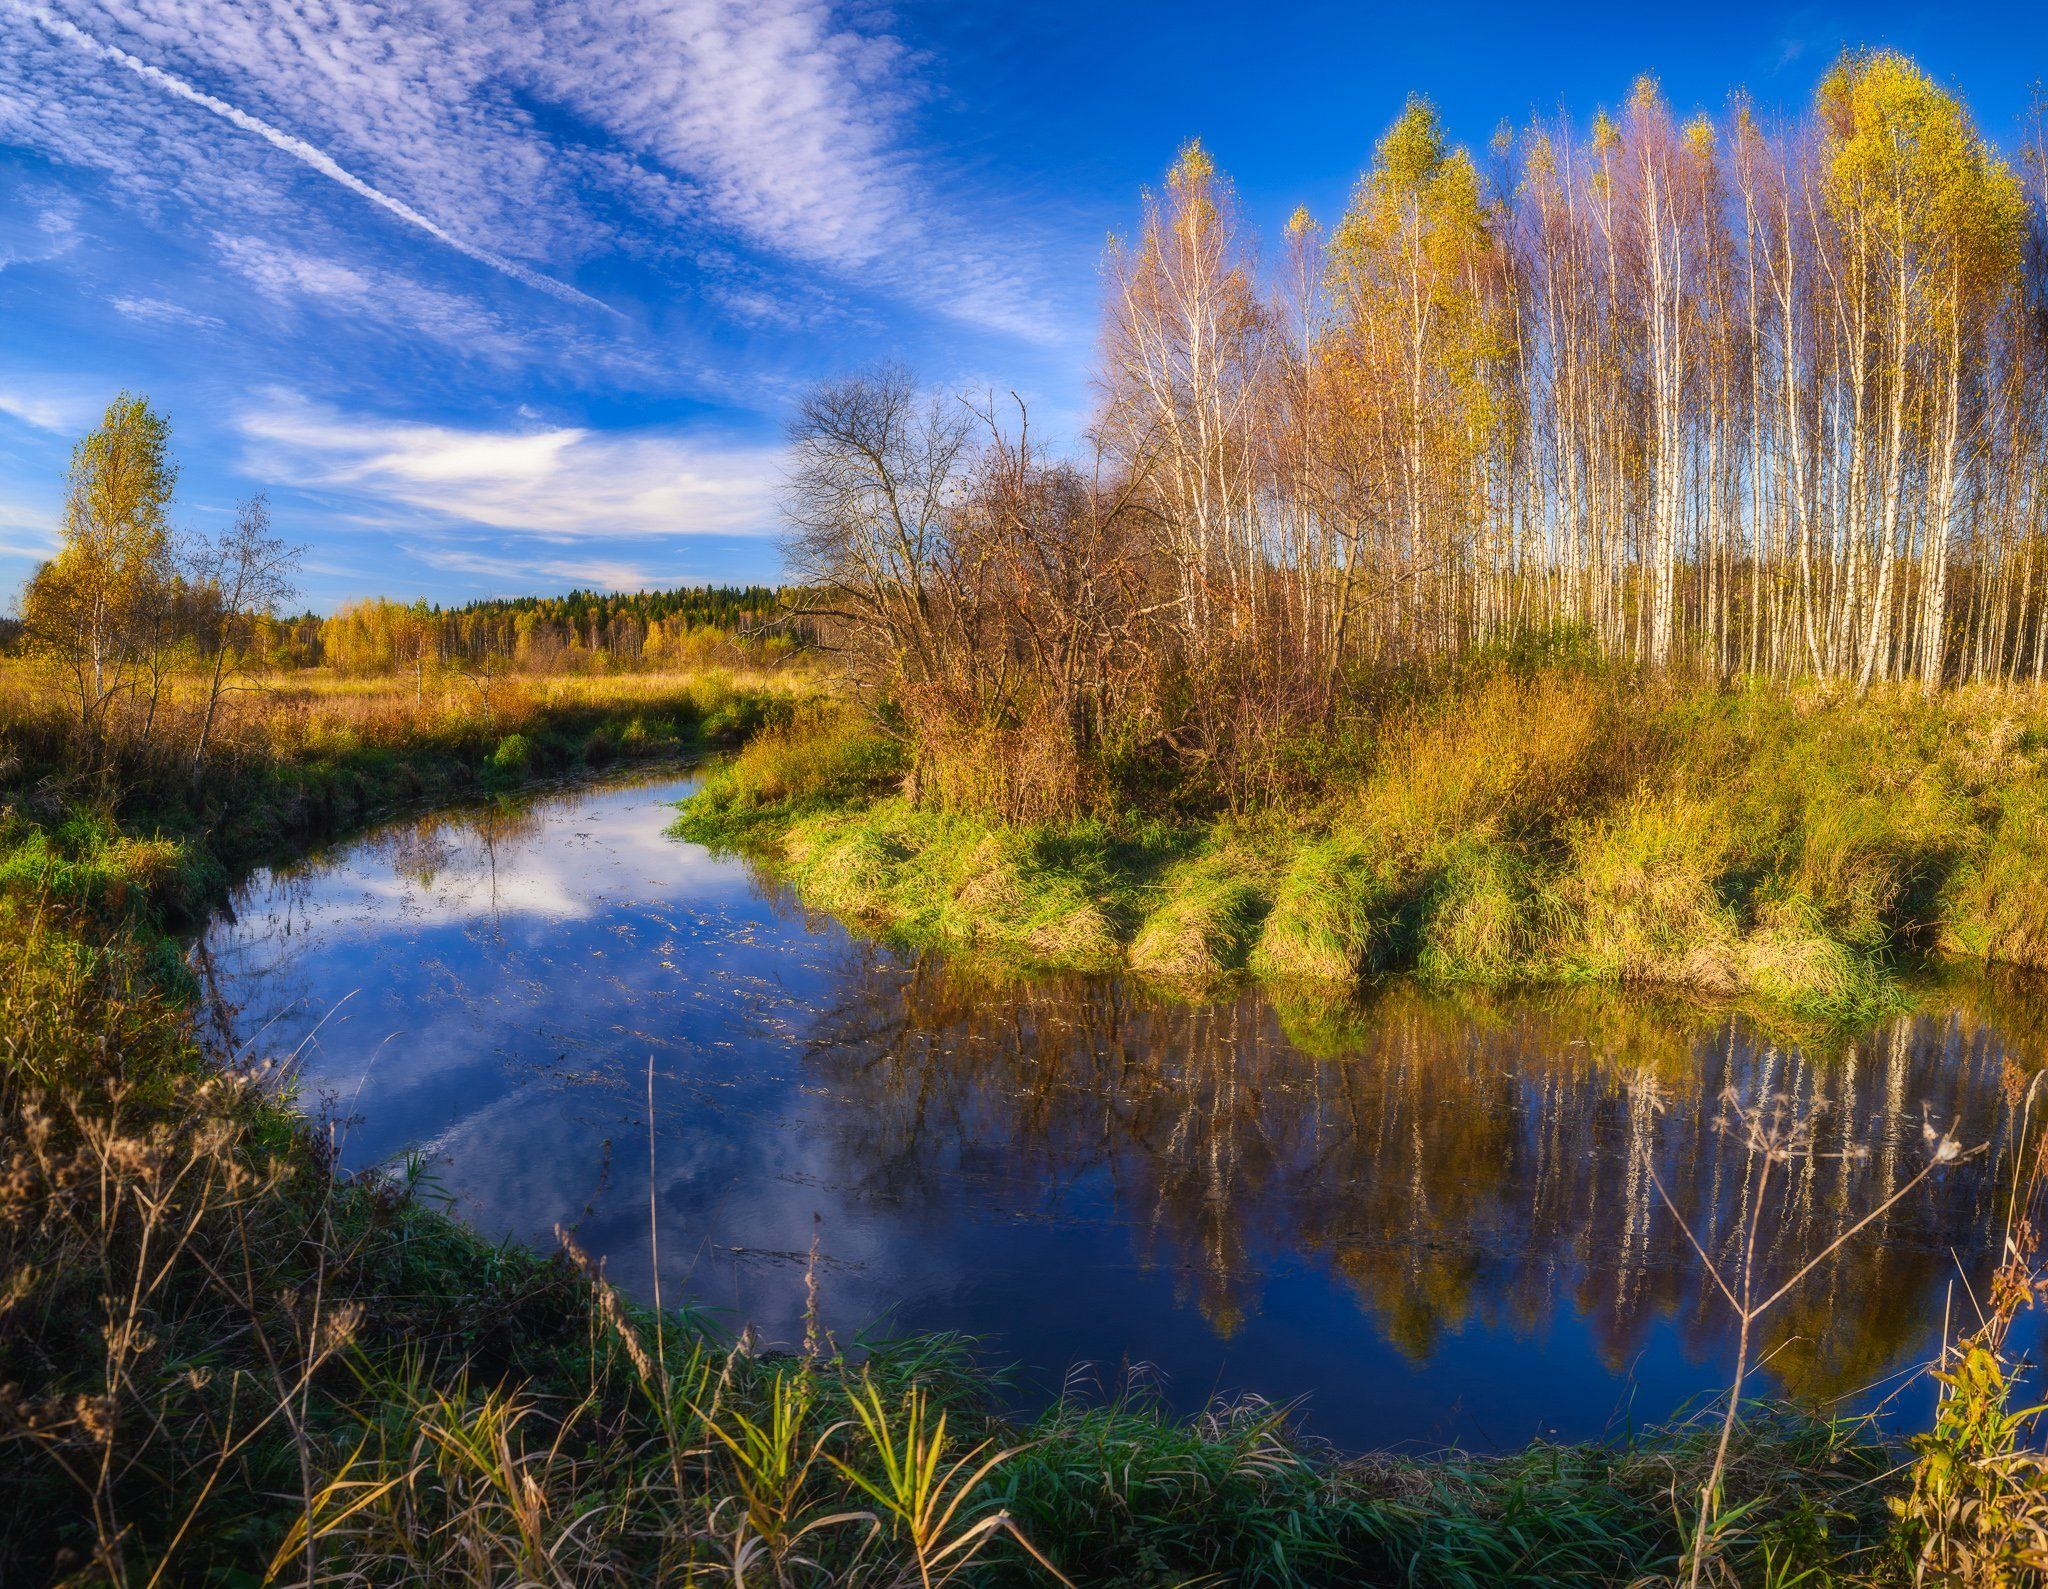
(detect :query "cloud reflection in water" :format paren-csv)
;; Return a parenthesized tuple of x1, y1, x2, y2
(202, 769, 2048, 1450)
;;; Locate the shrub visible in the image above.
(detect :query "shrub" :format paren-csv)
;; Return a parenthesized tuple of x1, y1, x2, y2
(488, 731, 532, 777)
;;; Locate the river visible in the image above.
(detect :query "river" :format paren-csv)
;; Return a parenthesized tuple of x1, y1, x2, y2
(199, 766, 2048, 1451)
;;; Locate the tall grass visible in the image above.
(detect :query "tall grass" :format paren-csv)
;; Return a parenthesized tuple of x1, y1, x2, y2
(677, 665, 2048, 1021)
(2, 664, 805, 926)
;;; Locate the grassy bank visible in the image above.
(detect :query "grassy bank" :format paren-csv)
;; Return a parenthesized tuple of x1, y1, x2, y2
(674, 663, 2048, 1022)
(0, 666, 800, 918)
(0, 663, 2032, 1585)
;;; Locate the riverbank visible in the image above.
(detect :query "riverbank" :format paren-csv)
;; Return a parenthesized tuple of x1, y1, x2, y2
(673, 664, 2048, 1024)
(0, 665, 2016, 1584)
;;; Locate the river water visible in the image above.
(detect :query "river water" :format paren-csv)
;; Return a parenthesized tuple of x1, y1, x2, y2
(200, 767, 2048, 1451)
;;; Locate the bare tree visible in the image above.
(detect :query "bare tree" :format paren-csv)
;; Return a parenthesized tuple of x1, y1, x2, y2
(188, 494, 301, 786)
(783, 366, 975, 700)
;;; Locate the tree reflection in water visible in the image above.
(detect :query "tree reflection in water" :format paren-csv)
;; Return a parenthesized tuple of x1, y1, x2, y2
(201, 775, 2048, 1448)
(796, 946, 2045, 1406)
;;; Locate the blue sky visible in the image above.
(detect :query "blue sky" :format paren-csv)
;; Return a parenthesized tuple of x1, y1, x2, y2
(3, 1, 2045, 612)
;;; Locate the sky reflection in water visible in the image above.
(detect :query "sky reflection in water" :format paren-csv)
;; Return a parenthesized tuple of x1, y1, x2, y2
(200, 771, 2048, 1451)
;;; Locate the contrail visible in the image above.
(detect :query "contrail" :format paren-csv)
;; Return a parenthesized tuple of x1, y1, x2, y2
(19, 3, 620, 317)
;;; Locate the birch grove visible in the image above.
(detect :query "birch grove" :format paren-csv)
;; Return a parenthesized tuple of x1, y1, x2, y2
(1095, 53, 2046, 688)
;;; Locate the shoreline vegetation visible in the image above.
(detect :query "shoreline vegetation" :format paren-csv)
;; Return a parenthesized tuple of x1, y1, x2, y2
(672, 658, 2048, 1025)
(0, 665, 1914, 1587)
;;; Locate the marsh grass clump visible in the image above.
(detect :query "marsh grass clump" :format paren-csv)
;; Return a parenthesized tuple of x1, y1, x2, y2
(1550, 794, 1744, 988)
(486, 729, 533, 779)
(1129, 847, 1271, 984)
(1943, 779, 2048, 969)
(674, 699, 905, 847)
(1247, 835, 1410, 982)
(1413, 839, 1547, 984)
(1000, 1390, 1365, 1584)
(754, 802, 1152, 972)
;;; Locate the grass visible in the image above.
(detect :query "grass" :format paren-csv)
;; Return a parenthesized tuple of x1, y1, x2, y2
(674, 666, 2048, 1023)
(4, 659, 2046, 1583)
(1, 664, 804, 922)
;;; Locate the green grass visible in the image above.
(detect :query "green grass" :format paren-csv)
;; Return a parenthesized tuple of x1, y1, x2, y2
(673, 668, 2048, 1024)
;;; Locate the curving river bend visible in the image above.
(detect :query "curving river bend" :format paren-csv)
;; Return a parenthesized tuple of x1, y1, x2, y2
(200, 766, 2048, 1451)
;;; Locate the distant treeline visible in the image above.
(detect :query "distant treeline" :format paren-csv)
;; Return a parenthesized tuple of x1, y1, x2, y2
(279, 585, 806, 674)
(1, 569, 805, 676)
(1, 386, 810, 786)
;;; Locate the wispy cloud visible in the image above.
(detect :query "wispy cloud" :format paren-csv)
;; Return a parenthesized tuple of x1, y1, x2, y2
(238, 393, 781, 542)
(0, 489, 61, 564)
(0, 385, 97, 433)
(111, 293, 224, 330)
(414, 546, 671, 592)
(532, 0, 918, 270)
(212, 234, 533, 361)
(14, 2, 616, 315)
(0, 0, 1068, 341)
(0, 0, 1085, 609)
(0, 191, 82, 273)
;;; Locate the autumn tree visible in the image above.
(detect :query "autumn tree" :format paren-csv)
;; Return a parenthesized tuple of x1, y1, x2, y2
(795, 55, 2048, 818)
(1100, 141, 1273, 658)
(1326, 97, 1512, 658)
(1814, 52, 2026, 689)
(20, 392, 180, 761)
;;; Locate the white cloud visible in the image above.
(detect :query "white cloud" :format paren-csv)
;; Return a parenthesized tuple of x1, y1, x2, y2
(212, 233, 530, 359)
(0, 0, 1068, 341)
(0, 386, 96, 433)
(0, 193, 82, 272)
(18, 2, 615, 314)
(415, 547, 668, 591)
(238, 393, 780, 542)
(0, 490, 61, 563)
(111, 293, 224, 330)
(528, 0, 918, 271)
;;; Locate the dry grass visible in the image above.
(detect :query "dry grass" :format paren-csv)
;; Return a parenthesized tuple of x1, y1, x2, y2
(676, 664, 2048, 1020)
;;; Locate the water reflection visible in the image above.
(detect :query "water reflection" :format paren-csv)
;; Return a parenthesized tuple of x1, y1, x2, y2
(201, 771, 2048, 1450)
